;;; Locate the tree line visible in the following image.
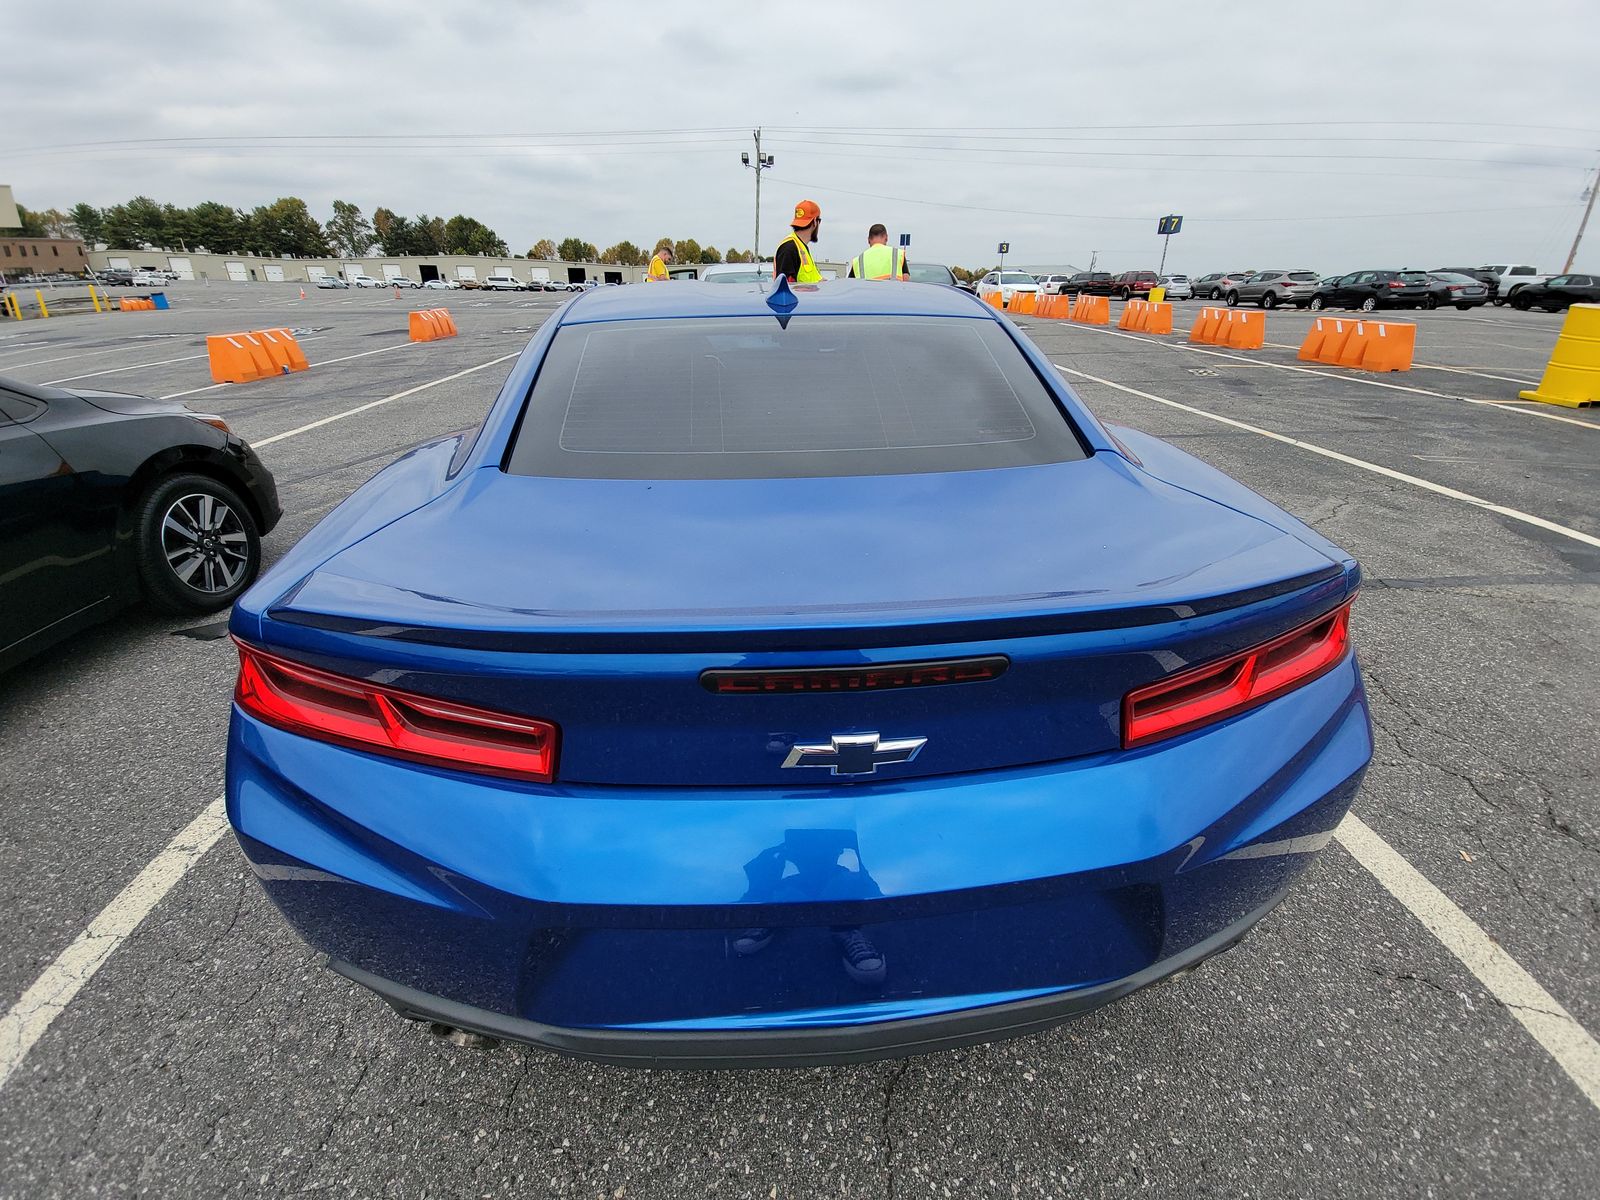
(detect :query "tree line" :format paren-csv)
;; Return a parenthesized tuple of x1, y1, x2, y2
(526, 238, 756, 266)
(5, 197, 510, 260)
(6, 199, 757, 267)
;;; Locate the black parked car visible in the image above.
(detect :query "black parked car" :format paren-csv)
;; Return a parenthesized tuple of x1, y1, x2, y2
(0, 377, 280, 673)
(1064, 271, 1113, 296)
(1508, 273, 1600, 312)
(1423, 272, 1491, 311)
(1308, 270, 1430, 312)
(95, 268, 135, 287)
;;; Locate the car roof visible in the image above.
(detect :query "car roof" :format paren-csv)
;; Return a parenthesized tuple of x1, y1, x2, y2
(556, 279, 989, 324)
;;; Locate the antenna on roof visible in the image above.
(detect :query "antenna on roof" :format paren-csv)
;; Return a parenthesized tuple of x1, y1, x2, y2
(766, 274, 797, 313)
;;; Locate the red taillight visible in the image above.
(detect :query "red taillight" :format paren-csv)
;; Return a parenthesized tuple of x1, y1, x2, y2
(1121, 603, 1353, 749)
(1448, 284, 1463, 292)
(234, 641, 558, 782)
(1387, 280, 1406, 289)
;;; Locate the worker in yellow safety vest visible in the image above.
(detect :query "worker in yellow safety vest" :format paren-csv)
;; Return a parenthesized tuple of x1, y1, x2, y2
(847, 224, 909, 280)
(645, 244, 674, 282)
(773, 200, 823, 284)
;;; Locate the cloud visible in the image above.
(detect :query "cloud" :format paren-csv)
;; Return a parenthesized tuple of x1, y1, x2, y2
(5, 0, 1597, 271)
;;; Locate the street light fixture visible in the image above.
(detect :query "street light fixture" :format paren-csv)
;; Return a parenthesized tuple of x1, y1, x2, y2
(741, 130, 774, 261)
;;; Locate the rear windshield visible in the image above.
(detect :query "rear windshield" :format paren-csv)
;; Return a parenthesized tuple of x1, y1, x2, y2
(504, 316, 1086, 480)
(1398, 271, 1430, 284)
(1287, 272, 1318, 281)
(907, 263, 955, 285)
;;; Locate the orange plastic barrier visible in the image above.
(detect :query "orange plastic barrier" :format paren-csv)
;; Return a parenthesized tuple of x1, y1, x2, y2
(1078, 295, 1110, 325)
(1224, 310, 1266, 350)
(1356, 320, 1416, 372)
(1011, 291, 1037, 315)
(1298, 318, 1332, 361)
(1310, 318, 1356, 365)
(256, 328, 310, 373)
(1336, 321, 1371, 368)
(1143, 302, 1174, 335)
(409, 310, 446, 341)
(205, 333, 273, 383)
(1037, 294, 1063, 318)
(1117, 299, 1146, 330)
(1188, 306, 1223, 344)
(119, 297, 157, 311)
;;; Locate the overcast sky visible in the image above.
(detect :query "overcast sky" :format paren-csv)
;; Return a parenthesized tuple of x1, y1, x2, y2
(7, 0, 1597, 273)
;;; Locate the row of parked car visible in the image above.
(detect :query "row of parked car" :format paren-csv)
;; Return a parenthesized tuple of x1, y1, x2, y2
(313, 274, 601, 292)
(978, 261, 1595, 315)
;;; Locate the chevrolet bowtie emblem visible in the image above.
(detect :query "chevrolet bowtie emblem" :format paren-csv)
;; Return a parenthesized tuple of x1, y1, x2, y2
(781, 732, 927, 776)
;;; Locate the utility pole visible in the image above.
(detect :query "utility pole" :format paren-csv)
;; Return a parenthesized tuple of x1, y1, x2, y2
(1561, 163, 1598, 273)
(1088, 250, 1098, 272)
(741, 129, 774, 261)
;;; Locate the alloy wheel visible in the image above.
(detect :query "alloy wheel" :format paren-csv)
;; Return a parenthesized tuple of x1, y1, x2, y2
(160, 492, 250, 595)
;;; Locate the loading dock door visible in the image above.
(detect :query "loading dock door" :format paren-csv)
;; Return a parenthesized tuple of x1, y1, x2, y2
(567, 268, 586, 283)
(168, 257, 194, 280)
(225, 261, 250, 282)
(265, 265, 285, 282)
(419, 264, 440, 283)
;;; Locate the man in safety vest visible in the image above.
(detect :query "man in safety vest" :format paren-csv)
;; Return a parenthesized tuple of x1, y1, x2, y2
(645, 244, 674, 282)
(773, 200, 823, 284)
(847, 224, 909, 280)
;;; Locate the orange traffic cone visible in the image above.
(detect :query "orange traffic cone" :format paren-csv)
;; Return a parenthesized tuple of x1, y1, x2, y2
(299, 287, 306, 300)
(392, 286, 400, 299)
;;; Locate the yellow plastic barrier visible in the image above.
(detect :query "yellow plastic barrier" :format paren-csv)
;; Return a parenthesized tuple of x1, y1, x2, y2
(1518, 303, 1599, 408)
(1149, 286, 1167, 303)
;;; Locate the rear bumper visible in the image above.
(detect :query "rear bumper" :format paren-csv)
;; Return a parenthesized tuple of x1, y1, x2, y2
(332, 884, 1286, 1067)
(227, 658, 1370, 1064)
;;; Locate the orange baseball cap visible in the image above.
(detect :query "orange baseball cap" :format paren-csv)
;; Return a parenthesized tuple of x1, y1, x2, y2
(790, 199, 821, 228)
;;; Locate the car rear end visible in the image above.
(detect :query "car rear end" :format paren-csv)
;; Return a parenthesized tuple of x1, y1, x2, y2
(226, 287, 1371, 1065)
(1428, 272, 1489, 309)
(1275, 272, 1319, 307)
(1383, 271, 1431, 307)
(1159, 275, 1192, 299)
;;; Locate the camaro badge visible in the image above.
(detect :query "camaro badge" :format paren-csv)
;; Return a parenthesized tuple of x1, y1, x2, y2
(781, 732, 927, 776)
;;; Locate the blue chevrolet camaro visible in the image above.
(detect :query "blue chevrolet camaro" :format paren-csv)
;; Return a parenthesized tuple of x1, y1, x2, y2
(225, 279, 1371, 1066)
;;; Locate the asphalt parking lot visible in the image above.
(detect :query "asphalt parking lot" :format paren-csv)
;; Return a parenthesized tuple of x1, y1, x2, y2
(0, 282, 1595, 1198)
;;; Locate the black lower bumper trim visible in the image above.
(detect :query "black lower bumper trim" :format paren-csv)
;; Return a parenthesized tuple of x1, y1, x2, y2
(331, 888, 1289, 1069)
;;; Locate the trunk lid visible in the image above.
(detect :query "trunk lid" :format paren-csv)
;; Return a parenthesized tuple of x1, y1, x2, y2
(268, 457, 1342, 784)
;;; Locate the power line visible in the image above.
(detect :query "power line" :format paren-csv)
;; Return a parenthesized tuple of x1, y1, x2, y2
(761, 176, 1576, 225)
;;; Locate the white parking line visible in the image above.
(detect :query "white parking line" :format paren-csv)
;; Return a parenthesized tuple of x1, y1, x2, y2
(0, 345, 528, 1092)
(42, 351, 211, 385)
(1, 344, 167, 369)
(158, 339, 420, 400)
(1043, 320, 1597, 430)
(1335, 814, 1600, 1110)
(1056, 364, 1600, 550)
(0, 799, 228, 1092)
(253, 350, 521, 446)
(40, 337, 331, 386)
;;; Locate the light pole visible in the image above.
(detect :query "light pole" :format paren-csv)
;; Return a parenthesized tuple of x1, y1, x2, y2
(741, 128, 774, 261)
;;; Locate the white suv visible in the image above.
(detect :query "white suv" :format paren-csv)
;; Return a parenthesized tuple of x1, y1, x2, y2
(348, 274, 385, 288)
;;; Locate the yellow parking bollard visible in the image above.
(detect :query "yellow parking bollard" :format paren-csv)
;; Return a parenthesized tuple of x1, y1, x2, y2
(35, 290, 50, 318)
(1518, 303, 1600, 409)
(3, 292, 20, 320)
(89, 286, 103, 314)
